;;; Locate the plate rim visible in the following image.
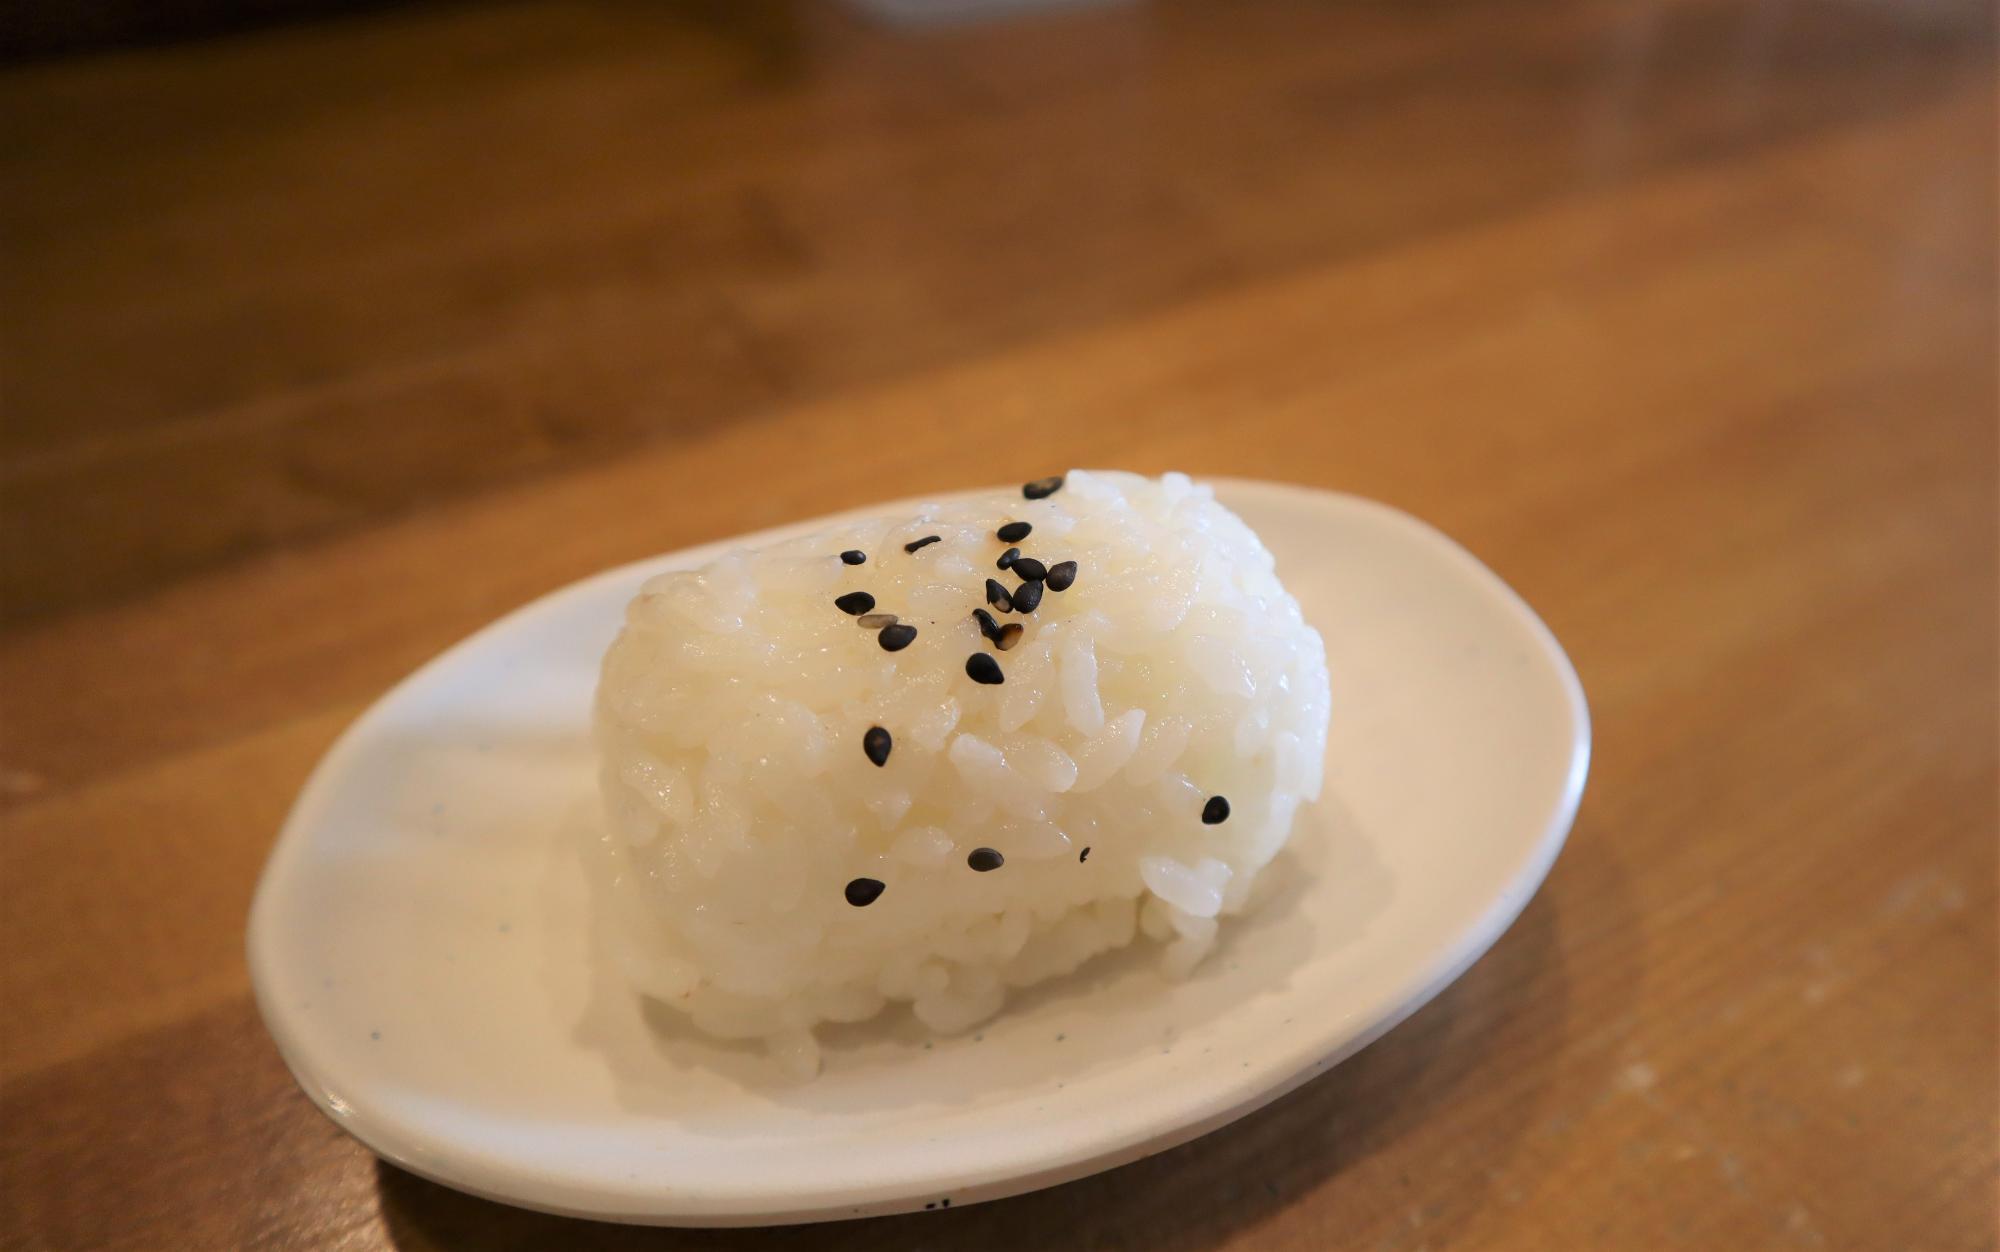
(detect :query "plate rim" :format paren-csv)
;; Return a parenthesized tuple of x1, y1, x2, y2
(247, 478, 1591, 1225)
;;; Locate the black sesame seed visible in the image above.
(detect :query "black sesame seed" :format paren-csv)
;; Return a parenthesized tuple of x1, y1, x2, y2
(1023, 475, 1064, 500)
(997, 521, 1033, 543)
(996, 546, 1020, 571)
(1079, 846, 1091, 863)
(840, 550, 867, 565)
(835, 591, 876, 616)
(972, 608, 1003, 643)
(966, 653, 1005, 684)
(845, 877, 886, 906)
(863, 726, 892, 767)
(984, 579, 1014, 612)
(857, 612, 898, 629)
(1011, 556, 1049, 582)
(967, 847, 1004, 872)
(878, 623, 918, 652)
(904, 534, 942, 553)
(1045, 560, 1078, 592)
(1202, 795, 1231, 824)
(994, 622, 1024, 651)
(1011, 578, 1044, 613)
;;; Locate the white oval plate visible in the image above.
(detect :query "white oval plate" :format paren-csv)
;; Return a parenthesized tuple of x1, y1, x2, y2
(248, 479, 1588, 1226)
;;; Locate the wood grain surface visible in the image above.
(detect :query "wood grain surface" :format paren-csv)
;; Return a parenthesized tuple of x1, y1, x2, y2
(2, 0, 1994, 1248)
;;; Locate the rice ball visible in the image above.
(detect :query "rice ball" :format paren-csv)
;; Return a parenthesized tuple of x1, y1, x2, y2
(589, 469, 1330, 1074)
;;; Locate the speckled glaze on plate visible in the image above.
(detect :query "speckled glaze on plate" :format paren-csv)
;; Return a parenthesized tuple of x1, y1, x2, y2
(247, 480, 1589, 1226)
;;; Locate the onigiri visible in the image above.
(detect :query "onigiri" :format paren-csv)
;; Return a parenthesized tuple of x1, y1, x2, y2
(589, 469, 1330, 1075)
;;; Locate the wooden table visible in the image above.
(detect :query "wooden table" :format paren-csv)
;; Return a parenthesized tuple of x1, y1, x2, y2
(3, 0, 1994, 1247)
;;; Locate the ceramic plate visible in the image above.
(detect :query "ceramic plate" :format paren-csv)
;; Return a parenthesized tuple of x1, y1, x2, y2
(248, 479, 1589, 1225)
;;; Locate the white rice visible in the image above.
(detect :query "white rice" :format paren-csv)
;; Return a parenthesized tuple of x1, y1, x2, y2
(589, 470, 1330, 1074)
